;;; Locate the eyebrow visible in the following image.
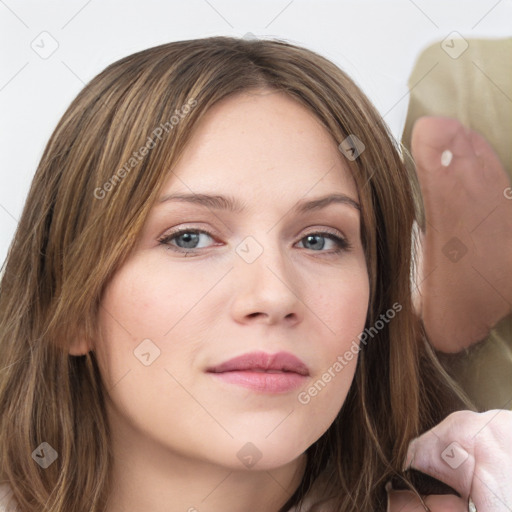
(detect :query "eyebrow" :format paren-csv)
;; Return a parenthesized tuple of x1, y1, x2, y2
(157, 192, 360, 213)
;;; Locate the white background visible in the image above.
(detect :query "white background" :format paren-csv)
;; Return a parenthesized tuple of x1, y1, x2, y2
(1, 0, 511, 266)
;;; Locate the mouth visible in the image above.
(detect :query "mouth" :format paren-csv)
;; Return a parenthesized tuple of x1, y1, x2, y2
(206, 351, 310, 393)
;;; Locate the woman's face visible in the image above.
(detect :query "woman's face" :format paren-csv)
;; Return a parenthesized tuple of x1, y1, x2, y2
(93, 89, 369, 471)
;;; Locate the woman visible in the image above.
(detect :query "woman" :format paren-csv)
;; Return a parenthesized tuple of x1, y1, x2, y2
(0, 36, 509, 512)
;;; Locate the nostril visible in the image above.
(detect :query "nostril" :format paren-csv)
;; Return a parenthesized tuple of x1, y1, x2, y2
(247, 312, 264, 318)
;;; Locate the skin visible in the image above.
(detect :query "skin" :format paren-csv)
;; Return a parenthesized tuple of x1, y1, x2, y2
(411, 116, 512, 353)
(388, 410, 512, 511)
(390, 117, 512, 509)
(71, 89, 370, 512)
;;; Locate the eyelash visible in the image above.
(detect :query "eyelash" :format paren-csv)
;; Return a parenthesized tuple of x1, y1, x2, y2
(157, 227, 352, 257)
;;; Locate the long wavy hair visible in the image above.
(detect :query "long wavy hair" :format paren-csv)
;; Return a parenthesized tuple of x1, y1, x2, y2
(0, 36, 467, 511)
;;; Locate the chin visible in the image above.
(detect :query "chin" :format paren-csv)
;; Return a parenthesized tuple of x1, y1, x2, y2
(213, 435, 310, 473)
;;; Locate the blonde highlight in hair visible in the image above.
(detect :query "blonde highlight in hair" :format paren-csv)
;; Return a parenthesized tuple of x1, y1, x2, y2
(0, 36, 467, 511)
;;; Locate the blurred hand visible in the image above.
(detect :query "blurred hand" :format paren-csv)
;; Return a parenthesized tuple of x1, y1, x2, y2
(387, 410, 512, 511)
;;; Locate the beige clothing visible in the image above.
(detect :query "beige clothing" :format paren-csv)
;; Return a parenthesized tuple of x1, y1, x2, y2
(402, 37, 512, 410)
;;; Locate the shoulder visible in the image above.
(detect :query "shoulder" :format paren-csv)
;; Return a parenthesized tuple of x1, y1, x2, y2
(0, 483, 17, 512)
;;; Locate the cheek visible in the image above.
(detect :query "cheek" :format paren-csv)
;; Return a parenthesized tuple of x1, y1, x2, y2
(93, 262, 169, 384)
(310, 260, 370, 342)
(295, 265, 369, 430)
(101, 263, 198, 331)
(93, 256, 226, 389)
(96, 256, 213, 343)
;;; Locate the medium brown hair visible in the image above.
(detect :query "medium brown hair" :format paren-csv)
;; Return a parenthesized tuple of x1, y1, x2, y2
(0, 36, 467, 511)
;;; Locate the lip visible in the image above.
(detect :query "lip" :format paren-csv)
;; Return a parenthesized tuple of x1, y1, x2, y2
(206, 351, 310, 393)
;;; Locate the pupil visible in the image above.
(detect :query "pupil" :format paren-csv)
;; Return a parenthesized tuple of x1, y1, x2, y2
(178, 233, 199, 248)
(305, 235, 324, 250)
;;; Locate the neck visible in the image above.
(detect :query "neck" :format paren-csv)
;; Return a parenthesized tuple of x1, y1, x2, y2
(104, 404, 307, 512)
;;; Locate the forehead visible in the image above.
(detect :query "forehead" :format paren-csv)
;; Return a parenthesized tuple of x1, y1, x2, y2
(162, 89, 358, 205)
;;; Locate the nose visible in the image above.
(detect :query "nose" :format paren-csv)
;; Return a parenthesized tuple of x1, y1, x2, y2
(229, 238, 304, 326)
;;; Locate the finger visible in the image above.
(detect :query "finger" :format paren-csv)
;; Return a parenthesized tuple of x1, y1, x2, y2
(404, 412, 477, 496)
(405, 410, 512, 511)
(387, 490, 466, 512)
(423, 494, 468, 512)
(387, 490, 427, 511)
